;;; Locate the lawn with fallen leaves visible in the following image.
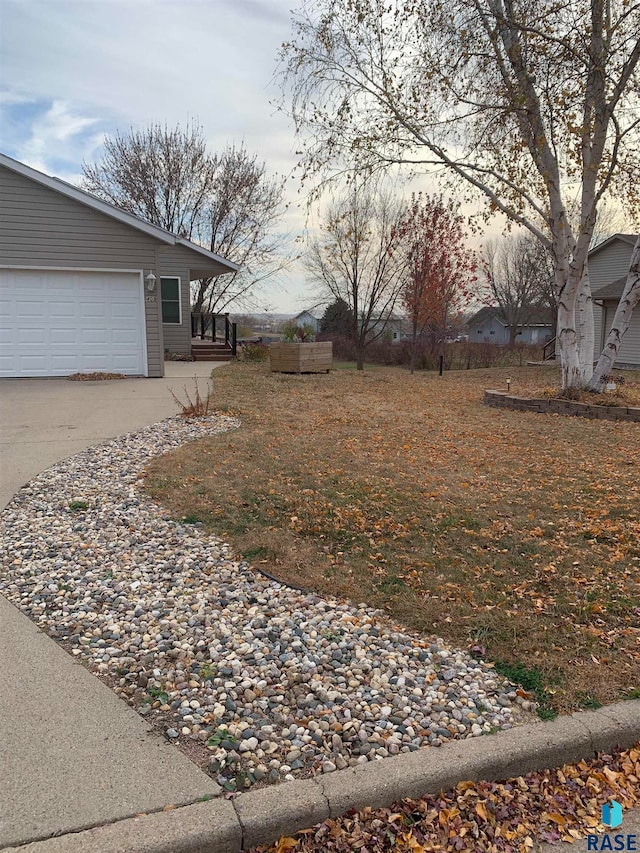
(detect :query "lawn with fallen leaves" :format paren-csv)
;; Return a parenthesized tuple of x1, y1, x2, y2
(145, 363, 640, 713)
(250, 743, 640, 853)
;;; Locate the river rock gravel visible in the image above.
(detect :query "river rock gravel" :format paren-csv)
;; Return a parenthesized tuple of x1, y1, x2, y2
(0, 414, 537, 793)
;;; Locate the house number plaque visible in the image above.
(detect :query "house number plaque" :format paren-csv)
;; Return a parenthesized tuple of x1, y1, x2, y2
(145, 295, 156, 303)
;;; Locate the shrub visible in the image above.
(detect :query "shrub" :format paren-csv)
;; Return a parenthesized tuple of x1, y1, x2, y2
(241, 342, 269, 362)
(318, 334, 544, 371)
(283, 322, 315, 342)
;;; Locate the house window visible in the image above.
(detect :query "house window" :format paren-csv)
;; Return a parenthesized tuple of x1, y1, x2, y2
(490, 330, 495, 335)
(161, 277, 181, 324)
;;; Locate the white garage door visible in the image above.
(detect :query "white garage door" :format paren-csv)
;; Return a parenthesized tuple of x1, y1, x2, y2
(0, 268, 147, 377)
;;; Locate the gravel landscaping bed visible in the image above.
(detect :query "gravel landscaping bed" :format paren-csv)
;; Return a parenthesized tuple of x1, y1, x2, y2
(0, 414, 537, 793)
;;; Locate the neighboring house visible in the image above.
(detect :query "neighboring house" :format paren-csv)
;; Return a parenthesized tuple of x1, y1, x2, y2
(467, 306, 554, 345)
(0, 153, 238, 378)
(364, 314, 409, 342)
(292, 310, 321, 333)
(589, 233, 640, 369)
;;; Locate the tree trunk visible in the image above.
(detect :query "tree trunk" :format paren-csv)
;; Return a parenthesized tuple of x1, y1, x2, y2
(356, 347, 365, 370)
(576, 266, 594, 385)
(508, 326, 518, 345)
(588, 237, 640, 391)
(555, 255, 584, 389)
(410, 317, 417, 374)
(192, 280, 208, 315)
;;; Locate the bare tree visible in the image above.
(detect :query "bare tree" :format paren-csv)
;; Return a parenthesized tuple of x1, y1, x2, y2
(82, 122, 216, 238)
(280, 0, 640, 389)
(484, 235, 552, 344)
(83, 125, 290, 313)
(305, 181, 405, 370)
(192, 144, 290, 314)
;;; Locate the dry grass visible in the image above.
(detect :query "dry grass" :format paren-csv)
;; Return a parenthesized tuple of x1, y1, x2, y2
(144, 363, 640, 713)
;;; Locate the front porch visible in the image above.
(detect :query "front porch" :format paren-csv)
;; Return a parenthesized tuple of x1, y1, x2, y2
(190, 312, 237, 361)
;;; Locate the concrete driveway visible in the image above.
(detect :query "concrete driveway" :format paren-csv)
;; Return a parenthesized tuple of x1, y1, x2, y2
(0, 360, 228, 849)
(0, 361, 227, 510)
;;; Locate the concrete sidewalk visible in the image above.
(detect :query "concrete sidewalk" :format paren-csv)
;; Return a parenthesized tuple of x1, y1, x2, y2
(5, 701, 639, 852)
(0, 363, 227, 849)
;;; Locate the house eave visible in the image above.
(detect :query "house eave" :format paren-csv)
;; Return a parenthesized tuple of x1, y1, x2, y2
(176, 238, 240, 273)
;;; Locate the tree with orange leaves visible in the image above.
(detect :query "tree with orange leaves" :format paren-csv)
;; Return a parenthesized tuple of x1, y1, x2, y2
(396, 194, 478, 374)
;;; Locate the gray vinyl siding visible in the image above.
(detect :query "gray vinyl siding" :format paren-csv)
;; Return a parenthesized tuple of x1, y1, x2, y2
(468, 316, 509, 343)
(157, 243, 237, 355)
(589, 239, 634, 290)
(597, 300, 640, 368)
(0, 165, 165, 377)
(590, 237, 638, 367)
(593, 303, 604, 356)
(158, 247, 191, 354)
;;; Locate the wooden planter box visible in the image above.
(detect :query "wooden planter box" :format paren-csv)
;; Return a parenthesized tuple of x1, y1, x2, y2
(269, 341, 333, 373)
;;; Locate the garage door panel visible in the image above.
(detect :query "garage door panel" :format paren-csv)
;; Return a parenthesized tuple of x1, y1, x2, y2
(49, 300, 78, 317)
(111, 329, 140, 345)
(50, 355, 81, 371)
(110, 301, 137, 319)
(16, 354, 48, 371)
(81, 328, 108, 344)
(0, 269, 146, 377)
(50, 328, 79, 345)
(112, 355, 142, 371)
(17, 299, 45, 317)
(18, 327, 46, 344)
(80, 301, 108, 318)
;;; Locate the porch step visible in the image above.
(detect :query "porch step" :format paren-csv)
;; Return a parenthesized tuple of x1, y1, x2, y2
(192, 344, 233, 362)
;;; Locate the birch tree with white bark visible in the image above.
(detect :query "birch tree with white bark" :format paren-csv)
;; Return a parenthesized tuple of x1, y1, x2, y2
(279, 0, 640, 389)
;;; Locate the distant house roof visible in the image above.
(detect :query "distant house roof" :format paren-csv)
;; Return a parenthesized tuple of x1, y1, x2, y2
(468, 306, 554, 327)
(293, 310, 322, 321)
(468, 306, 504, 326)
(0, 152, 240, 273)
(588, 233, 638, 258)
(592, 276, 627, 300)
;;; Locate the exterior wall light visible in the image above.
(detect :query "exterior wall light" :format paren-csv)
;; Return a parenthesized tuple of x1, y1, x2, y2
(145, 271, 157, 292)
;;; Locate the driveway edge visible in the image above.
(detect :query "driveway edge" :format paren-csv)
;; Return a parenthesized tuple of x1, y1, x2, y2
(7, 701, 639, 853)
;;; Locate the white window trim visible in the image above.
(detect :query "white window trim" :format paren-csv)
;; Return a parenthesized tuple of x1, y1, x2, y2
(161, 276, 182, 325)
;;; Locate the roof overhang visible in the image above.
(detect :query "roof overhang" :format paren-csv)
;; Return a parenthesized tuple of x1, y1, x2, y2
(588, 233, 638, 259)
(176, 238, 239, 275)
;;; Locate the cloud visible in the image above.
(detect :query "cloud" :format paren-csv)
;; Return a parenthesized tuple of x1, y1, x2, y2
(18, 100, 99, 173)
(0, 90, 35, 106)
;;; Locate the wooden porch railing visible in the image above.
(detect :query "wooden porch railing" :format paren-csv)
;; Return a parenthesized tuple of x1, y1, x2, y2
(542, 337, 557, 361)
(191, 312, 237, 357)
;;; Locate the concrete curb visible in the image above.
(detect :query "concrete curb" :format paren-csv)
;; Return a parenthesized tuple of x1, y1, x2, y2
(7, 701, 639, 853)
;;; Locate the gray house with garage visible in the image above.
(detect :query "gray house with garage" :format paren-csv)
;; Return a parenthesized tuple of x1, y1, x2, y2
(467, 306, 554, 345)
(589, 233, 640, 369)
(0, 153, 238, 378)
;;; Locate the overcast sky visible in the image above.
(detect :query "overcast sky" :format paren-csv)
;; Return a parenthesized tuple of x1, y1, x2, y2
(0, 0, 327, 312)
(0, 0, 511, 315)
